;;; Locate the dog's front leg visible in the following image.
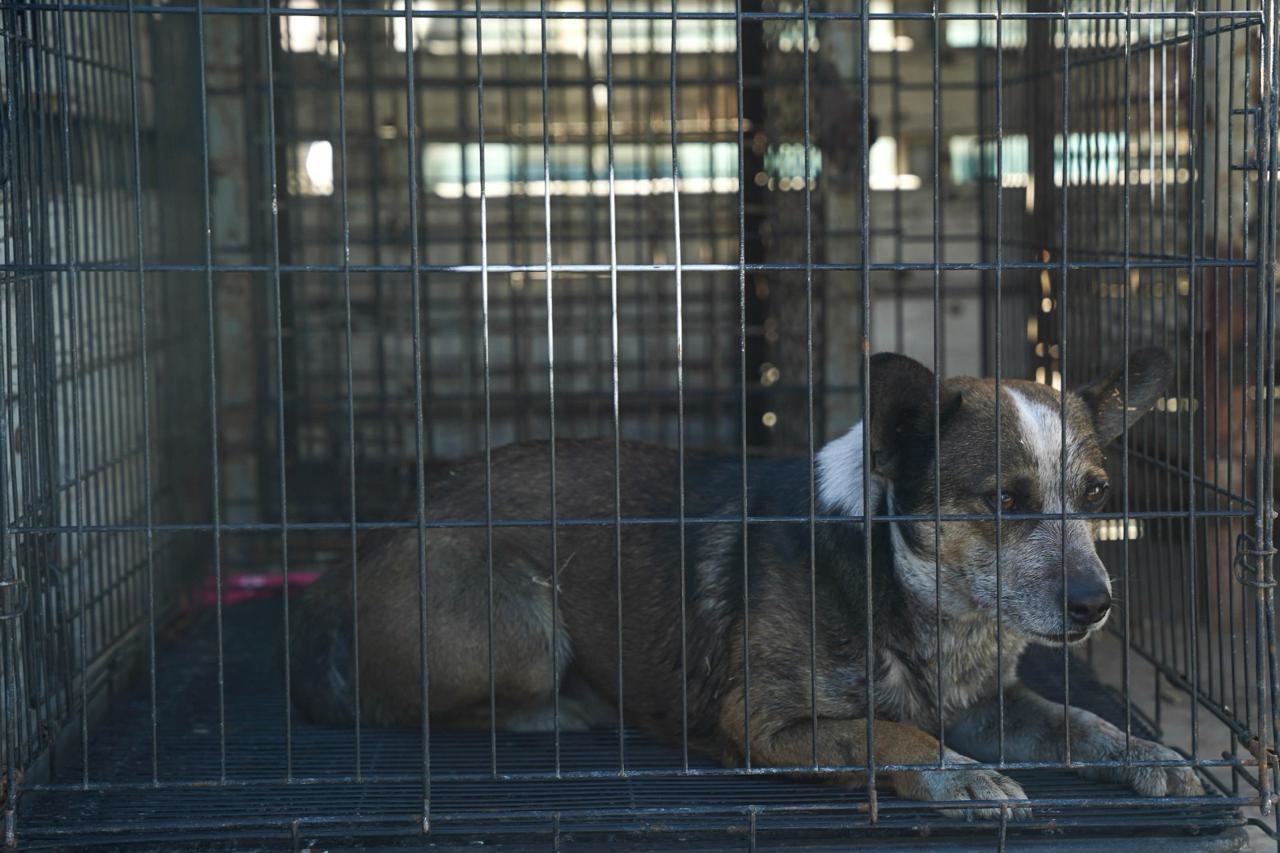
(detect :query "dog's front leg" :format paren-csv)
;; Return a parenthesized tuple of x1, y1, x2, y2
(745, 718, 1031, 819)
(948, 685, 1204, 797)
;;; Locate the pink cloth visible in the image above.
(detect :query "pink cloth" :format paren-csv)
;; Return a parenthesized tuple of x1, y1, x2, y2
(194, 571, 321, 608)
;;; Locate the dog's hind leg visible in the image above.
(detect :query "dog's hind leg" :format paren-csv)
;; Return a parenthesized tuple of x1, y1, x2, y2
(422, 541, 574, 727)
(318, 530, 574, 729)
(500, 673, 615, 732)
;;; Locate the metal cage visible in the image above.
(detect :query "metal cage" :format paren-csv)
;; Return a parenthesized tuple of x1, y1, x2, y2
(1, 0, 1277, 849)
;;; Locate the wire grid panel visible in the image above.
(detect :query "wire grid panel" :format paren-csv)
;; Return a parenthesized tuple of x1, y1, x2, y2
(0, 2, 212, 823)
(0, 0, 1277, 849)
(984, 1, 1278, 773)
(270, 0, 847, 531)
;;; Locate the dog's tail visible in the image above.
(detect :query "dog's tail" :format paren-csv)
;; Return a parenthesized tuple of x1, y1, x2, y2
(288, 578, 359, 727)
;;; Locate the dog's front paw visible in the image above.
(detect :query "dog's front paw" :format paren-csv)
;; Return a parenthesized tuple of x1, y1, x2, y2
(892, 753, 1032, 820)
(1081, 736, 1204, 797)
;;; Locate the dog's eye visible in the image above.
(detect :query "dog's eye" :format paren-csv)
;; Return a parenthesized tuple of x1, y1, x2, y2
(1084, 480, 1110, 504)
(987, 491, 1017, 513)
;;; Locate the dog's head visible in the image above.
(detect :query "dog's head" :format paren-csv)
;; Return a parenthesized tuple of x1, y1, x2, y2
(851, 348, 1172, 645)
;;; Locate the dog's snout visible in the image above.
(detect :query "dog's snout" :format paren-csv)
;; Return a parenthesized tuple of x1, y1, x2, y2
(1066, 582, 1112, 627)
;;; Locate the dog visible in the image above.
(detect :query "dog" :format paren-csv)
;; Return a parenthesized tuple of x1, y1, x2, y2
(291, 347, 1203, 817)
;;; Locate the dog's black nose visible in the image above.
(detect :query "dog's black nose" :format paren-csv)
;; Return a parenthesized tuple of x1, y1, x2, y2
(1066, 584, 1112, 626)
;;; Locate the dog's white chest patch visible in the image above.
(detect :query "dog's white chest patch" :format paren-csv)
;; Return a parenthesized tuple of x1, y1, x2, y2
(875, 619, 1016, 727)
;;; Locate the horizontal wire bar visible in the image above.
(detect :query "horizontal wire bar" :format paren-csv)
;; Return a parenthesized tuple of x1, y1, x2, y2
(4, 507, 1255, 537)
(20, 755, 1247, 792)
(15, 4, 1266, 22)
(14, 796, 1257, 841)
(0, 258, 1259, 275)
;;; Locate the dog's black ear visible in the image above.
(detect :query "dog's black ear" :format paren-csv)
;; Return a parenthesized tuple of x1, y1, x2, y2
(1074, 346, 1173, 443)
(867, 353, 960, 481)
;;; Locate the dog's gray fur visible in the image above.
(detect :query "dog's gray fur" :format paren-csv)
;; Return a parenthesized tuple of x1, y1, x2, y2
(291, 348, 1201, 818)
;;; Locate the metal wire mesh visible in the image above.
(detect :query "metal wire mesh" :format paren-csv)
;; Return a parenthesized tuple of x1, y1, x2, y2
(0, 0, 1277, 848)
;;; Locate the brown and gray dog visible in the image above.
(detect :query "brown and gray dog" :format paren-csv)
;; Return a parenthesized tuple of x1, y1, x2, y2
(291, 347, 1203, 817)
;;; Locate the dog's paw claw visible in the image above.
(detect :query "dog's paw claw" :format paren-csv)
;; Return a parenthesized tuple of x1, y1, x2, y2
(1128, 763, 1204, 797)
(1094, 738, 1205, 798)
(900, 761, 1032, 821)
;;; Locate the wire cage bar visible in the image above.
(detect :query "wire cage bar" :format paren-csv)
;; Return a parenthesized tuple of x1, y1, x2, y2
(0, 0, 1277, 849)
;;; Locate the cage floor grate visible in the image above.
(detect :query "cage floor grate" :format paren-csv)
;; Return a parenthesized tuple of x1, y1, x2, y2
(16, 597, 1248, 849)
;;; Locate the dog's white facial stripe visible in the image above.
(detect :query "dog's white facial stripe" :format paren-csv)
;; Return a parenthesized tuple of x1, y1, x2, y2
(816, 422, 882, 517)
(1005, 387, 1109, 611)
(1005, 387, 1079, 512)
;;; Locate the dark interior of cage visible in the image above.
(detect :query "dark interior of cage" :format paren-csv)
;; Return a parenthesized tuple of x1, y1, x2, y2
(3, 3, 1275, 848)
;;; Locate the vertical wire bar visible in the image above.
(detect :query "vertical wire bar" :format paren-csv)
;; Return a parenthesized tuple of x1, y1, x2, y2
(118, 0, 144, 660)
(13, 5, 47, 766)
(335, 0, 360, 780)
(1120, 0, 1134, 765)
(67, 1, 102, 676)
(44, 0, 62, 738)
(36, 0, 52, 740)
(471, 0, 497, 778)
(14, 4, 53, 742)
(637, 1, 654, 423)
(1157, 7, 1172, 684)
(99, 0, 123, 753)
(1261, 0, 1280, 818)
(1222, 2, 1241, 754)
(734, 0, 751, 770)
(124, 0, 159, 784)
(452, 14, 472, 433)
(605, 0, 626, 771)
(52, 0, 90, 788)
(401, 0, 432, 831)
(503, 16, 525, 445)
(935, 4, 947, 378)
(1237, 0, 1254, 734)
(1206, 8, 1223, 722)
(802, 0, 818, 769)
(1206, 0, 1227, 716)
(1185, 0, 1202, 764)
(260, 0, 292, 781)
(0, 271, 17, 847)
(74, 5, 111, 673)
(50, 0, 76, 742)
(893, 17, 905, 355)
(668, 0, 689, 773)
(109, 3, 133, 677)
(364, 21, 388, 466)
(0, 14, 29, 811)
(1157, 0, 1176, 682)
(993, 0, 1006, 766)
(583, 20, 603, 433)
(1172, 0, 1188, 689)
(1143, 0, 1157, 719)
(538, 0, 561, 777)
(25, 9, 54, 732)
(931, 0, 945, 768)
(860, 0, 877, 817)
(0, 8, 21, 828)
(1057, 0, 1072, 766)
(21, 12, 47, 733)
(193, 0, 227, 783)
(1253, 0, 1279, 813)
